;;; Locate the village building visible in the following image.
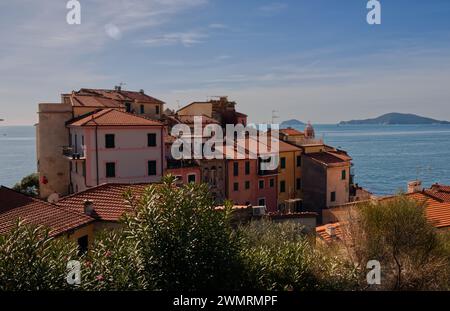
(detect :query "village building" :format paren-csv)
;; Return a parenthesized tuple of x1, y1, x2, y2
(65, 109, 166, 194)
(36, 88, 165, 199)
(0, 186, 95, 252)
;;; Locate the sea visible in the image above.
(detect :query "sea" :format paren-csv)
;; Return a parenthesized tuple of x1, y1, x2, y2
(1, 124, 450, 195)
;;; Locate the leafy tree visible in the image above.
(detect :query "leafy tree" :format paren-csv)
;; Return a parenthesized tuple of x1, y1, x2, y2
(13, 173, 39, 197)
(342, 196, 450, 290)
(121, 175, 244, 290)
(239, 221, 358, 291)
(0, 220, 79, 291)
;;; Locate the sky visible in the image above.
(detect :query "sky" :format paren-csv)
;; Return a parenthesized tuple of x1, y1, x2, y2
(1, 0, 450, 125)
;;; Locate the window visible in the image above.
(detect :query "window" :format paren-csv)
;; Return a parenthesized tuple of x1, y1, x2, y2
(296, 178, 302, 190)
(331, 191, 336, 202)
(245, 161, 250, 175)
(281, 157, 286, 169)
(341, 169, 347, 180)
(105, 134, 115, 148)
(125, 102, 131, 112)
(280, 180, 286, 193)
(245, 181, 250, 190)
(74, 135, 78, 152)
(258, 198, 266, 206)
(140, 104, 145, 114)
(75, 162, 78, 174)
(233, 162, 239, 176)
(297, 155, 302, 167)
(259, 180, 264, 189)
(156, 105, 160, 115)
(78, 235, 88, 255)
(81, 135, 84, 146)
(148, 161, 157, 176)
(106, 162, 116, 178)
(147, 133, 157, 147)
(188, 174, 196, 183)
(233, 182, 239, 191)
(82, 162, 86, 177)
(269, 178, 275, 188)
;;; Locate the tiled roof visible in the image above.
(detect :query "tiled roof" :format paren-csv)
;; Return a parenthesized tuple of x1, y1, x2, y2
(68, 109, 163, 127)
(280, 128, 305, 136)
(57, 184, 152, 222)
(77, 89, 165, 104)
(306, 151, 352, 166)
(71, 95, 123, 108)
(316, 222, 343, 243)
(404, 192, 450, 229)
(168, 114, 219, 125)
(0, 186, 94, 236)
(423, 184, 450, 202)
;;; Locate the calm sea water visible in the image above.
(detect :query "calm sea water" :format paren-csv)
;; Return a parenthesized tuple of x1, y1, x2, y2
(1, 125, 450, 195)
(0, 126, 36, 188)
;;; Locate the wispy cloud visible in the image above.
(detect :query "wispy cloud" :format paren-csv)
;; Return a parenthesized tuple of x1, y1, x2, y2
(258, 2, 288, 15)
(209, 23, 228, 29)
(138, 31, 208, 47)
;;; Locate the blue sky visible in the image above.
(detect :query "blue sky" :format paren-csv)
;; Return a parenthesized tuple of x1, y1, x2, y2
(1, 0, 450, 125)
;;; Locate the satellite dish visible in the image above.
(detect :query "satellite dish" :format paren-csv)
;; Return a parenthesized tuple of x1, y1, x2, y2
(47, 193, 60, 204)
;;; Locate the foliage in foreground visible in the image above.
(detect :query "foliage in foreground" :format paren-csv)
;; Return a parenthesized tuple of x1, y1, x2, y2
(2, 181, 449, 291)
(13, 173, 39, 197)
(0, 220, 78, 291)
(239, 221, 358, 291)
(342, 196, 450, 290)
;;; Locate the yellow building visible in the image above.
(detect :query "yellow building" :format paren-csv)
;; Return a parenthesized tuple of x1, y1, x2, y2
(277, 140, 303, 212)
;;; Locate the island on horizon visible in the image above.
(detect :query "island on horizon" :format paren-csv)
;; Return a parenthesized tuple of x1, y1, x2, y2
(280, 119, 305, 128)
(339, 113, 450, 125)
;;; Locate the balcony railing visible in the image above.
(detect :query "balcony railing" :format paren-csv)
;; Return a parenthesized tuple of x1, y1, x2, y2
(62, 146, 85, 160)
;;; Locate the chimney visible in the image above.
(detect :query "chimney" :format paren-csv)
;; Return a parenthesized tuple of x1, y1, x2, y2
(139, 89, 145, 94)
(83, 199, 94, 216)
(114, 85, 121, 92)
(407, 180, 423, 194)
(326, 225, 336, 238)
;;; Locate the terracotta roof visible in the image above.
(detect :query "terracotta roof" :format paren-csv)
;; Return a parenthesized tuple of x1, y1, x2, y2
(71, 95, 123, 108)
(68, 109, 163, 127)
(57, 184, 152, 222)
(168, 114, 219, 125)
(0, 186, 94, 236)
(316, 222, 343, 243)
(77, 89, 165, 104)
(403, 192, 450, 229)
(280, 128, 305, 136)
(306, 151, 352, 166)
(422, 184, 450, 202)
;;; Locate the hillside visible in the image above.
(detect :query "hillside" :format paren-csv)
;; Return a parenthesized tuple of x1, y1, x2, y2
(281, 119, 305, 128)
(340, 113, 450, 125)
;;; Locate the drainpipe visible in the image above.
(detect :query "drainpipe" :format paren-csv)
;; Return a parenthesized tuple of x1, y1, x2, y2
(95, 124, 99, 186)
(160, 126, 164, 178)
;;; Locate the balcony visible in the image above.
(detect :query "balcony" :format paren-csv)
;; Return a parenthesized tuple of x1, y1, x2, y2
(62, 146, 85, 160)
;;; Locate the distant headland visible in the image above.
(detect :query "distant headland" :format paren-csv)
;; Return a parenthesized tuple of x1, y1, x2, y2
(280, 119, 305, 128)
(339, 113, 450, 125)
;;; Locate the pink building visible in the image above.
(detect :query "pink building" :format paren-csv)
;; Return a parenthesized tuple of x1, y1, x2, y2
(66, 109, 165, 193)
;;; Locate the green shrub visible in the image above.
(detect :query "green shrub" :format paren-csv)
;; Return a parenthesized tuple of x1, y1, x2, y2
(239, 221, 358, 291)
(0, 220, 78, 291)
